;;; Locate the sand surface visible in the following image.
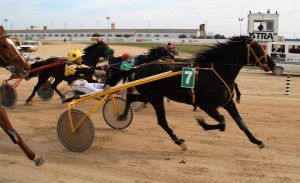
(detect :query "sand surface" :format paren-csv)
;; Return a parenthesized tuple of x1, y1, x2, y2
(0, 42, 299, 183)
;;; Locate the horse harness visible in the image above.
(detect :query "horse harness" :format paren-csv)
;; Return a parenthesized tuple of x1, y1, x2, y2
(0, 33, 24, 71)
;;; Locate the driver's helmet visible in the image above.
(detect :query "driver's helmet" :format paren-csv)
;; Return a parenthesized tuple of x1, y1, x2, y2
(122, 53, 131, 61)
(67, 49, 84, 62)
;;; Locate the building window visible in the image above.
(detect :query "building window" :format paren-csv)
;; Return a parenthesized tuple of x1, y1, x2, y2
(48, 34, 52, 37)
(61, 34, 65, 37)
(154, 35, 160, 37)
(137, 34, 143, 37)
(80, 34, 84, 37)
(164, 35, 169, 37)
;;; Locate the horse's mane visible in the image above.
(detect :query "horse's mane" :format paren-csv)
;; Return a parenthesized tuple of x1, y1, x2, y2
(83, 42, 99, 55)
(195, 36, 245, 65)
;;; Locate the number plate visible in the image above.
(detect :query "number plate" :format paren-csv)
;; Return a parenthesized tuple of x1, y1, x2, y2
(181, 67, 195, 88)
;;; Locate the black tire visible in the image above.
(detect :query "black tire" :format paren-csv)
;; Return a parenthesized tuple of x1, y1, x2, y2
(57, 109, 94, 152)
(273, 66, 284, 76)
(103, 97, 133, 130)
(37, 80, 54, 101)
(0, 83, 17, 109)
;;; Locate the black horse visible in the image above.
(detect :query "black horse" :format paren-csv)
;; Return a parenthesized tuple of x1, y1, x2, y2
(106, 48, 242, 111)
(25, 40, 111, 104)
(104, 46, 175, 85)
(113, 36, 275, 151)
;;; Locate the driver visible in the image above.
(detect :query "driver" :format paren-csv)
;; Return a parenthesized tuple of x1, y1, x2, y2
(65, 49, 108, 94)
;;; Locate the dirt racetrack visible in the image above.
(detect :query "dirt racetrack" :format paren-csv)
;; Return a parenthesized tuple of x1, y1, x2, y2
(0, 42, 299, 183)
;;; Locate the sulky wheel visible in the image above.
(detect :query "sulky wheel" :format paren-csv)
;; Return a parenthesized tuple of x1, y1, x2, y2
(57, 109, 94, 152)
(122, 90, 145, 112)
(0, 83, 17, 109)
(103, 97, 133, 130)
(37, 80, 54, 101)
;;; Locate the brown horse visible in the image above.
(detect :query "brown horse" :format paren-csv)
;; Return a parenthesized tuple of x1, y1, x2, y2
(0, 26, 45, 166)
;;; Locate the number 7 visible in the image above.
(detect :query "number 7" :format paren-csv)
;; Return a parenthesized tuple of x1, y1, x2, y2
(184, 71, 193, 84)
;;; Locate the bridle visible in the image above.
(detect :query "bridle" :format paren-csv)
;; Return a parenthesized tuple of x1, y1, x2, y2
(0, 33, 24, 72)
(246, 39, 267, 65)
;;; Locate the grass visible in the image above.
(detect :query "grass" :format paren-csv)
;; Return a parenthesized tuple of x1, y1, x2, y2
(107, 42, 208, 56)
(41, 41, 210, 55)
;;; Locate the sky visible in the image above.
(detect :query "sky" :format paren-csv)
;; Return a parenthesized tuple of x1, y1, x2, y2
(1, 0, 299, 38)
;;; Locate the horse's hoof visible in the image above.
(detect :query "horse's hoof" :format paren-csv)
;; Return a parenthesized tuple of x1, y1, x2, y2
(258, 142, 266, 149)
(219, 123, 226, 132)
(195, 117, 205, 123)
(117, 115, 127, 121)
(236, 98, 241, 104)
(25, 100, 32, 105)
(34, 155, 46, 167)
(179, 143, 191, 152)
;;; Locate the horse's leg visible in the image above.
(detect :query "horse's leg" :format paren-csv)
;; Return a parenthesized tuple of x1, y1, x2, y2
(193, 105, 197, 111)
(234, 82, 241, 103)
(196, 105, 226, 131)
(62, 95, 76, 103)
(0, 107, 45, 166)
(118, 93, 146, 120)
(50, 79, 65, 103)
(150, 97, 190, 151)
(223, 100, 265, 148)
(26, 74, 50, 104)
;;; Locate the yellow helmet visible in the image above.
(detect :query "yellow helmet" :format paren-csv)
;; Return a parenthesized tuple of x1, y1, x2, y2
(67, 49, 83, 62)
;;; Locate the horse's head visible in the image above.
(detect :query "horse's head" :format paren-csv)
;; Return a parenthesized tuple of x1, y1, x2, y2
(0, 26, 30, 77)
(241, 36, 275, 70)
(82, 39, 113, 66)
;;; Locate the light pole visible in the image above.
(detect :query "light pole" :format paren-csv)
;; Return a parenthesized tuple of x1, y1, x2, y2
(64, 23, 67, 30)
(4, 18, 8, 30)
(106, 17, 110, 29)
(10, 23, 14, 31)
(51, 21, 54, 29)
(239, 18, 244, 36)
(205, 20, 208, 38)
(97, 20, 99, 33)
(147, 20, 151, 36)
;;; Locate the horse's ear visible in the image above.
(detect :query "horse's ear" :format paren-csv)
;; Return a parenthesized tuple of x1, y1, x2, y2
(240, 36, 250, 44)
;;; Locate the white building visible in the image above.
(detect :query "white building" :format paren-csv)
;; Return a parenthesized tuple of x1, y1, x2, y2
(8, 28, 198, 43)
(247, 9, 280, 43)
